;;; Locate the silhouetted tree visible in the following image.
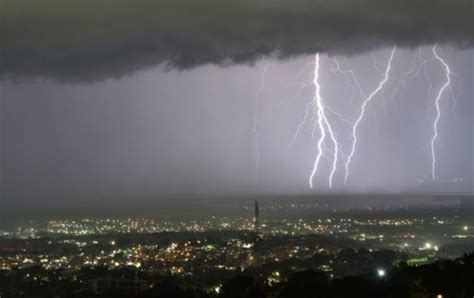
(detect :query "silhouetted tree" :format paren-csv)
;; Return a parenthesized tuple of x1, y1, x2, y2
(279, 270, 329, 298)
(221, 275, 264, 298)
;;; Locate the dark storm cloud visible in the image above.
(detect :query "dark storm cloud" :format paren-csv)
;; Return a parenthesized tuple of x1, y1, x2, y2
(1, 0, 472, 80)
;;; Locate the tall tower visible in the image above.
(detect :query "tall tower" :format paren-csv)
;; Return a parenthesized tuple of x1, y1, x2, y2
(254, 200, 260, 234)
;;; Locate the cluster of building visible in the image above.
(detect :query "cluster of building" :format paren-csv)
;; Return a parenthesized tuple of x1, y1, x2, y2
(0, 201, 472, 285)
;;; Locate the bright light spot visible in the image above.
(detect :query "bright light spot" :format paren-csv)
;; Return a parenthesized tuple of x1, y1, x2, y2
(110, 241, 116, 246)
(242, 243, 253, 249)
(425, 242, 432, 249)
(463, 226, 468, 231)
(377, 269, 386, 277)
(214, 285, 221, 294)
(436, 294, 443, 298)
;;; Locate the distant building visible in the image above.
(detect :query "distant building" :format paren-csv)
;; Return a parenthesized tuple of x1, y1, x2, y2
(252, 200, 264, 271)
(254, 200, 260, 234)
(93, 277, 150, 294)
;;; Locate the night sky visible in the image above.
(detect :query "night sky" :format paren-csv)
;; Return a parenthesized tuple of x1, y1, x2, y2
(1, 0, 472, 205)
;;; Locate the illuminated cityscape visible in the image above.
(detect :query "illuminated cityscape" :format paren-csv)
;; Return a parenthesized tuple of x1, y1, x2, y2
(1, 196, 473, 296)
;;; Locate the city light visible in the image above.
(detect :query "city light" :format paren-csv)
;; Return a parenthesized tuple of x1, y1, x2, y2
(1, 201, 472, 295)
(377, 269, 386, 277)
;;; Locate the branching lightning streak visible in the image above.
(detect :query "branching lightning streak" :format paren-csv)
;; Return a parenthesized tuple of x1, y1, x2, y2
(344, 47, 397, 184)
(331, 58, 366, 103)
(278, 63, 314, 107)
(308, 53, 339, 189)
(392, 48, 435, 102)
(287, 101, 312, 147)
(252, 59, 270, 181)
(371, 53, 385, 76)
(430, 45, 452, 180)
(284, 45, 457, 188)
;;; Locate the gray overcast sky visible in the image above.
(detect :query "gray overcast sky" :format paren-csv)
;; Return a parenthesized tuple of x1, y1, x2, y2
(1, 0, 473, 205)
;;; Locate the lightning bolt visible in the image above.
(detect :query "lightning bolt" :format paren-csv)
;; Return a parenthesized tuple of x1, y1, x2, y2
(430, 45, 452, 180)
(252, 59, 270, 181)
(284, 45, 458, 189)
(392, 48, 435, 102)
(344, 47, 397, 184)
(308, 53, 340, 189)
